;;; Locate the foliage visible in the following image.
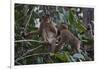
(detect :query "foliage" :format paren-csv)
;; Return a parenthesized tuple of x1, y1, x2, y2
(15, 4, 94, 65)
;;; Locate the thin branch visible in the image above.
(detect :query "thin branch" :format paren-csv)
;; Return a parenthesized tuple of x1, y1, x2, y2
(24, 7, 34, 32)
(15, 51, 66, 62)
(15, 61, 22, 65)
(22, 45, 43, 56)
(15, 52, 52, 62)
(15, 45, 44, 62)
(15, 39, 44, 43)
(21, 37, 32, 46)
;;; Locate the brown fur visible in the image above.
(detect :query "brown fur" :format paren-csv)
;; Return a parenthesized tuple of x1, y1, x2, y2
(55, 24, 81, 53)
(39, 15, 57, 52)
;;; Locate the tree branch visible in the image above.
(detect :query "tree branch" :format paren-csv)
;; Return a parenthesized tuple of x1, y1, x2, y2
(22, 45, 43, 56)
(15, 45, 44, 62)
(15, 61, 22, 65)
(15, 51, 66, 62)
(15, 39, 44, 43)
(15, 52, 52, 62)
(24, 7, 34, 32)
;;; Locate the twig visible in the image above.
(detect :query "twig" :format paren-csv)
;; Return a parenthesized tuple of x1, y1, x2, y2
(15, 52, 51, 62)
(15, 51, 66, 62)
(22, 45, 43, 56)
(15, 39, 44, 43)
(22, 37, 32, 46)
(15, 61, 22, 65)
(24, 7, 34, 32)
(15, 45, 44, 62)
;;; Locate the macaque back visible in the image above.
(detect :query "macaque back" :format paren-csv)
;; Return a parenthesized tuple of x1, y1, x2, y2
(56, 24, 81, 53)
(61, 30, 80, 46)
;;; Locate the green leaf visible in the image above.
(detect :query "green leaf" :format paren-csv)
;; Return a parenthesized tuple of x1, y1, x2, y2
(54, 52, 71, 62)
(68, 10, 87, 33)
(37, 56, 44, 64)
(73, 53, 85, 60)
(76, 19, 87, 33)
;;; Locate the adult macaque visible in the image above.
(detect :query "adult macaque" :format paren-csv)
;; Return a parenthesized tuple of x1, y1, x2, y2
(39, 14, 57, 52)
(25, 14, 57, 52)
(55, 24, 81, 53)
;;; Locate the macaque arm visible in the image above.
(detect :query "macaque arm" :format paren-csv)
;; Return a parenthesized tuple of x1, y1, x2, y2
(24, 22, 43, 38)
(38, 22, 43, 33)
(76, 41, 81, 53)
(50, 22, 57, 34)
(24, 31, 39, 38)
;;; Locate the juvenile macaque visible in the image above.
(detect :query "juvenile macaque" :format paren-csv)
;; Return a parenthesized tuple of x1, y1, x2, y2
(55, 24, 81, 53)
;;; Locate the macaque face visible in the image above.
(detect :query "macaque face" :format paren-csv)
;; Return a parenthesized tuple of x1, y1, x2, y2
(41, 15, 51, 23)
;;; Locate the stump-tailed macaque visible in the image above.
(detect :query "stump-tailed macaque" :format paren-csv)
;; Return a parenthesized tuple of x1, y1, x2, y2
(55, 24, 81, 53)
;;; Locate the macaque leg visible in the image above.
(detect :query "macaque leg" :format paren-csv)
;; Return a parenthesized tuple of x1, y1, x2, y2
(50, 39, 57, 52)
(73, 42, 81, 53)
(47, 45, 52, 52)
(76, 42, 81, 53)
(42, 30, 49, 44)
(46, 38, 57, 52)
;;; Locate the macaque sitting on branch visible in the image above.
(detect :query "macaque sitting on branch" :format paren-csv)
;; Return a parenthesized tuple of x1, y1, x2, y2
(24, 14, 57, 52)
(39, 14, 57, 52)
(55, 24, 81, 53)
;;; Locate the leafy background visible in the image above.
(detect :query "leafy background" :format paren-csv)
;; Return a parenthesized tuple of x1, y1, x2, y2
(15, 4, 94, 65)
